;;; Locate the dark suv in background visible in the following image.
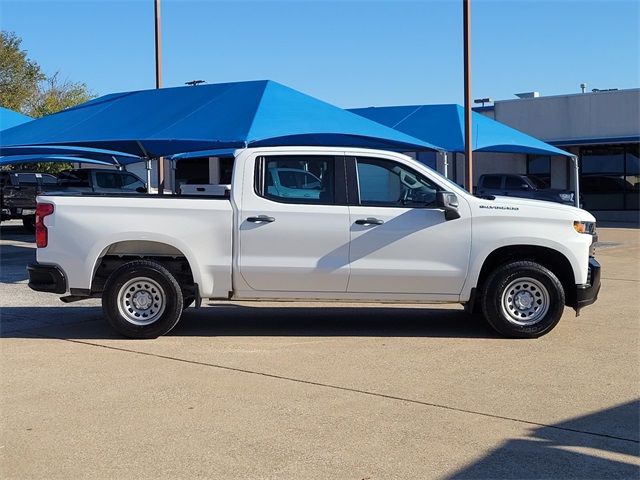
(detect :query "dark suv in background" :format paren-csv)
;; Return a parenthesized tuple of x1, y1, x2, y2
(476, 174, 578, 206)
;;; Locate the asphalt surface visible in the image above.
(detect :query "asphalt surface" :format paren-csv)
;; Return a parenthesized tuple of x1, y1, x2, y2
(1, 219, 639, 479)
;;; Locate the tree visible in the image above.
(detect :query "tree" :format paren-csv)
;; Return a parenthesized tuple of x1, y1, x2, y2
(0, 31, 43, 113)
(27, 72, 93, 118)
(0, 31, 95, 173)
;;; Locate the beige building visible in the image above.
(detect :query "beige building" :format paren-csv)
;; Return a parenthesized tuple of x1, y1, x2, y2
(467, 88, 639, 222)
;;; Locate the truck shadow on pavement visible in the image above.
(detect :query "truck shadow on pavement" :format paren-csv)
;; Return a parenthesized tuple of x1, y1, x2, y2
(0, 304, 499, 339)
(446, 400, 640, 479)
(0, 223, 35, 283)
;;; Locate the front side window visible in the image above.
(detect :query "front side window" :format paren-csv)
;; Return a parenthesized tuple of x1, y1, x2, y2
(482, 175, 502, 189)
(355, 157, 440, 207)
(95, 172, 121, 189)
(505, 176, 524, 190)
(120, 173, 145, 191)
(57, 170, 90, 188)
(256, 155, 335, 204)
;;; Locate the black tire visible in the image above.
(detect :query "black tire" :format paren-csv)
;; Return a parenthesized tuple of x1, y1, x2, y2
(102, 259, 184, 339)
(22, 215, 36, 233)
(481, 261, 565, 338)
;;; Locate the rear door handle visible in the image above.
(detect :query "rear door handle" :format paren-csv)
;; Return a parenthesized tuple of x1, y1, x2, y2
(247, 215, 275, 223)
(355, 217, 384, 226)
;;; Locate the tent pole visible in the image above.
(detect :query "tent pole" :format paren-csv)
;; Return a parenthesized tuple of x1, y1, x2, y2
(463, 0, 473, 192)
(443, 151, 449, 178)
(572, 155, 580, 208)
(154, 0, 164, 194)
(170, 158, 177, 194)
(146, 158, 152, 192)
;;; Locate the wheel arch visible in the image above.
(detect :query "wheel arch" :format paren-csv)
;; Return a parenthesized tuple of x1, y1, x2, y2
(474, 245, 577, 307)
(90, 239, 199, 295)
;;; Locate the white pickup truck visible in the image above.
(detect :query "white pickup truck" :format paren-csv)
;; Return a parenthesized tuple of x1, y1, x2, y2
(28, 146, 600, 339)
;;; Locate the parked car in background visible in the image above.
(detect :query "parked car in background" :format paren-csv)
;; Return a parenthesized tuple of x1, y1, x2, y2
(56, 169, 146, 194)
(1, 169, 146, 232)
(476, 174, 578, 206)
(1, 171, 59, 231)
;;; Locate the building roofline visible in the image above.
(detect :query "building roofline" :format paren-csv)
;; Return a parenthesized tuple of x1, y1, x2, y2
(548, 135, 640, 146)
(495, 87, 640, 105)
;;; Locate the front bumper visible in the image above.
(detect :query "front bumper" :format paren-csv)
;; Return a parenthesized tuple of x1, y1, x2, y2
(575, 257, 601, 310)
(27, 263, 67, 294)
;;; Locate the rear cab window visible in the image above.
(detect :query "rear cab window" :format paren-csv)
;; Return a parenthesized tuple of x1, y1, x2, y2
(254, 155, 338, 205)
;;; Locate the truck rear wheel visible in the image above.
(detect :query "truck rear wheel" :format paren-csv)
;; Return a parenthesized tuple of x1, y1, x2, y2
(482, 261, 565, 338)
(102, 260, 184, 339)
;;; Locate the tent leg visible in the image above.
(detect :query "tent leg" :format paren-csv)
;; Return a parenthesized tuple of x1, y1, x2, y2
(146, 158, 152, 192)
(572, 155, 580, 208)
(443, 151, 449, 178)
(170, 159, 177, 194)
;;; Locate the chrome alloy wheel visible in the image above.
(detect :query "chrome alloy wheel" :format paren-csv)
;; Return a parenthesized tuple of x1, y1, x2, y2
(117, 277, 166, 326)
(500, 277, 550, 326)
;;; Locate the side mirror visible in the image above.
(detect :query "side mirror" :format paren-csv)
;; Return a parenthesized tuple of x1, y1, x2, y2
(136, 186, 147, 193)
(521, 183, 531, 190)
(437, 191, 460, 221)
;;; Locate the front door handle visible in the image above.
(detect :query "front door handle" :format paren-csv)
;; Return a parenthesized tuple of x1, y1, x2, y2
(355, 217, 384, 226)
(247, 215, 275, 223)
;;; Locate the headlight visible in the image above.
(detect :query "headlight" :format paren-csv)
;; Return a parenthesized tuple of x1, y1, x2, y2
(574, 221, 596, 234)
(559, 193, 574, 201)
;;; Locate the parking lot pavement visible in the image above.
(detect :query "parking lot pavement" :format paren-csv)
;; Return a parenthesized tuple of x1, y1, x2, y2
(1, 219, 639, 479)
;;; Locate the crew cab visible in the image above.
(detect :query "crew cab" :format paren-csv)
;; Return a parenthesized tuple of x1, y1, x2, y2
(27, 147, 601, 339)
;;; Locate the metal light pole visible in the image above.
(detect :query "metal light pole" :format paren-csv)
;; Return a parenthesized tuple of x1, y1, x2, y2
(154, 0, 165, 193)
(463, 0, 473, 193)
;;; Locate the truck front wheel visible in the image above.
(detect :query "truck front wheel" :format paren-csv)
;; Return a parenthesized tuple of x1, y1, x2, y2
(102, 260, 184, 339)
(482, 261, 565, 338)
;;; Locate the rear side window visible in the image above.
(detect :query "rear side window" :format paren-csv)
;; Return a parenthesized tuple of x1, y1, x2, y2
(255, 155, 335, 204)
(14, 173, 39, 185)
(481, 175, 502, 189)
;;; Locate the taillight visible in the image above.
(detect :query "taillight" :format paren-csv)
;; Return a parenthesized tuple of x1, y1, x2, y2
(35, 203, 54, 248)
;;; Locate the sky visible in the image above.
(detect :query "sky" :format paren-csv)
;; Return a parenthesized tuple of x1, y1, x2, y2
(0, 0, 638, 108)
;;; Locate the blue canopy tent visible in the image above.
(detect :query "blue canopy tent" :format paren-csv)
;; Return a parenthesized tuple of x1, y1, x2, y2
(350, 104, 580, 206)
(0, 146, 144, 184)
(1, 81, 439, 191)
(0, 80, 439, 157)
(0, 107, 31, 131)
(0, 154, 115, 167)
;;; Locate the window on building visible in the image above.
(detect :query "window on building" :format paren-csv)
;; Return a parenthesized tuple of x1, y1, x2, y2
(416, 151, 437, 170)
(625, 144, 639, 210)
(580, 146, 626, 210)
(527, 155, 551, 185)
